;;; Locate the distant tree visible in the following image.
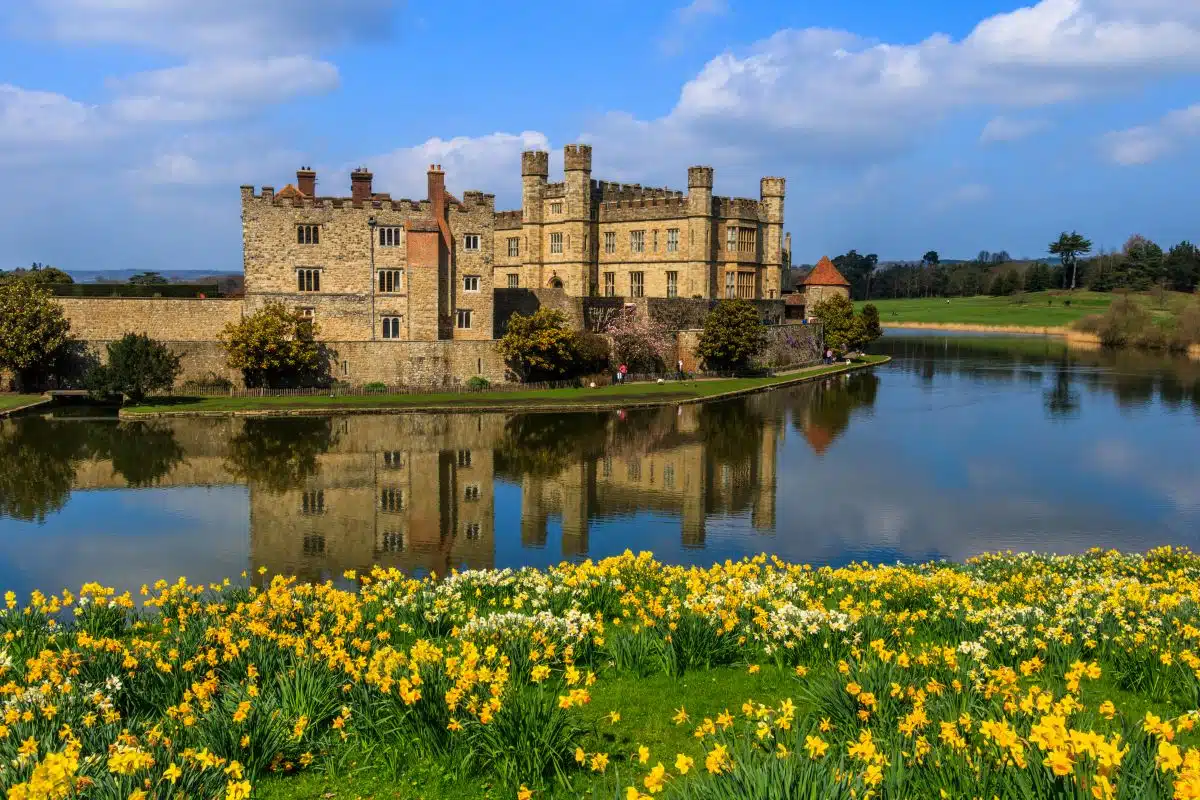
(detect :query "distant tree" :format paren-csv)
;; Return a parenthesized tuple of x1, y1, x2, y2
(1049, 231, 1093, 290)
(129, 271, 169, 286)
(810, 295, 866, 353)
(1024, 262, 1053, 293)
(604, 309, 672, 372)
(977, 250, 992, 265)
(1165, 241, 1200, 293)
(497, 308, 579, 382)
(832, 251, 880, 300)
(922, 251, 940, 266)
(0, 280, 74, 389)
(219, 303, 325, 388)
(1121, 234, 1165, 291)
(860, 303, 883, 343)
(991, 250, 1011, 264)
(990, 269, 1021, 296)
(696, 299, 767, 371)
(86, 333, 182, 403)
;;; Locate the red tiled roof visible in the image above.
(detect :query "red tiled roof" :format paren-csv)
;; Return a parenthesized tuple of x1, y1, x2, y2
(784, 292, 806, 305)
(275, 183, 306, 199)
(802, 256, 850, 287)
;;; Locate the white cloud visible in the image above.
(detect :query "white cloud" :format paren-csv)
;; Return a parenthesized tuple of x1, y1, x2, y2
(980, 116, 1050, 143)
(109, 57, 340, 123)
(0, 84, 101, 150)
(586, 0, 1200, 180)
(368, 132, 553, 208)
(1100, 103, 1200, 165)
(661, 0, 729, 55)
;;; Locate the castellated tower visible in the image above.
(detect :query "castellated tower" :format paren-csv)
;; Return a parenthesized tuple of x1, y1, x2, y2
(560, 144, 595, 295)
(759, 177, 786, 299)
(686, 166, 716, 299)
(520, 150, 549, 289)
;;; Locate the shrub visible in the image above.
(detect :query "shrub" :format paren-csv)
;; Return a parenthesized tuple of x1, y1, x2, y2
(860, 303, 883, 342)
(573, 332, 611, 375)
(0, 280, 74, 390)
(497, 308, 579, 382)
(219, 303, 326, 388)
(696, 300, 766, 371)
(86, 333, 182, 404)
(809, 295, 866, 353)
(465, 376, 491, 391)
(363, 381, 388, 394)
(181, 372, 235, 393)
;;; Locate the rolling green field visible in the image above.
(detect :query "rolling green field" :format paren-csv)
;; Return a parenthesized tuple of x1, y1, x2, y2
(854, 291, 1120, 327)
(122, 357, 887, 416)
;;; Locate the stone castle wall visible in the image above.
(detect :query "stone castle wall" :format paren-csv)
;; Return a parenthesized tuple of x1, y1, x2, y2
(57, 298, 244, 341)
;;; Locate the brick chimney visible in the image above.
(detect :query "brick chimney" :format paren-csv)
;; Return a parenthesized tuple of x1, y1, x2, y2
(350, 167, 373, 203)
(427, 164, 445, 218)
(296, 167, 316, 196)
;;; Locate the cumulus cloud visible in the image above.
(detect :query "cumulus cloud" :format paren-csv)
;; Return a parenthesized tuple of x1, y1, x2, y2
(980, 116, 1050, 143)
(1100, 103, 1200, 165)
(0, 84, 101, 151)
(586, 0, 1200, 180)
(660, 0, 729, 55)
(368, 132, 553, 208)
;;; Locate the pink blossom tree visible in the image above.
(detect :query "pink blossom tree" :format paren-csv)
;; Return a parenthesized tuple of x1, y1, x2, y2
(604, 309, 673, 373)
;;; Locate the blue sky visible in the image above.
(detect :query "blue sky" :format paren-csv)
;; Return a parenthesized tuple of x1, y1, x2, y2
(1, 0, 1198, 272)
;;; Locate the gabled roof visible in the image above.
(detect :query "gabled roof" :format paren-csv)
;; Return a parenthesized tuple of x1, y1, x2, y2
(802, 256, 850, 287)
(275, 183, 307, 199)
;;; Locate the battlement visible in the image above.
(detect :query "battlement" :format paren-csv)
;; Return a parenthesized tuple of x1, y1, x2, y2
(715, 196, 764, 220)
(460, 190, 496, 211)
(760, 177, 785, 198)
(592, 180, 685, 203)
(597, 194, 689, 222)
(564, 143, 592, 172)
(495, 210, 523, 230)
(522, 150, 550, 177)
(241, 186, 431, 214)
(544, 182, 566, 198)
(688, 166, 714, 189)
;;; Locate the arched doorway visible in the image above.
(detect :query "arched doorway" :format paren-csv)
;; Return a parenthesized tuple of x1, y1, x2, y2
(548, 277, 563, 289)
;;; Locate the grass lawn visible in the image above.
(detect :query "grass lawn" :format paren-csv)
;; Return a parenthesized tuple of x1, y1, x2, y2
(855, 290, 1195, 328)
(122, 357, 888, 416)
(0, 393, 44, 413)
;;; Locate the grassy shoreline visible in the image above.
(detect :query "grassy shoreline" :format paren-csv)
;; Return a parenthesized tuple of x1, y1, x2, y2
(3, 546, 1200, 800)
(0, 393, 47, 416)
(120, 356, 889, 417)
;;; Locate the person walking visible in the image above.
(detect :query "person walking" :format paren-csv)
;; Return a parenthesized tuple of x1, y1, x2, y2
(618, 363, 628, 384)
(676, 359, 685, 381)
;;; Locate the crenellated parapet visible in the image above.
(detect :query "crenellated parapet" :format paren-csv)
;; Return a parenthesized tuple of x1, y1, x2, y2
(715, 196, 766, 221)
(495, 210, 523, 230)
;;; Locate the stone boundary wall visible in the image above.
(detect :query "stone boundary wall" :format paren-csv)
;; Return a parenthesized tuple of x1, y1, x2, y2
(56, 298, 245, 342)
(673, 322, 820, 373)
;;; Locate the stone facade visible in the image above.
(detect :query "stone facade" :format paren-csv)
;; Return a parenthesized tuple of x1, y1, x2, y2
(496, 145, 788, 302)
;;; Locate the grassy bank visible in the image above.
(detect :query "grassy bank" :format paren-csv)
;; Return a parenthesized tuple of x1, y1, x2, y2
(121, 357, 888, 417)
(855, 291, 1195, 329)
(4, 547, 1200, 800)
(0, 393, 45, 413)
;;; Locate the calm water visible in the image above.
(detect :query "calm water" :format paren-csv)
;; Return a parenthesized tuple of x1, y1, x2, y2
(1, 331, 1198, 596)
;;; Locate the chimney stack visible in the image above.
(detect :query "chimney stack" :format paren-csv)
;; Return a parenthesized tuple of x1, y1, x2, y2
(427, 164, 445, 218)
(350, 167, 373, 203)
(296, 167, 316, 196)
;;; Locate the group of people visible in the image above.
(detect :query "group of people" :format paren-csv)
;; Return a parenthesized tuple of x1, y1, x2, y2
(613, 360, 688, 384)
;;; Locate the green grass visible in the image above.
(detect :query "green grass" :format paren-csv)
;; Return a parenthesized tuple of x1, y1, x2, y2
(255, 665, 807, 800)
(0, 394, 44, 413)
(855, 291, 1194, 328)
(122, 357, 888, 416)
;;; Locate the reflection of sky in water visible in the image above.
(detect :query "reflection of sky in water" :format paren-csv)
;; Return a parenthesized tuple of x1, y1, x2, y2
(0, 333, 1197, 595)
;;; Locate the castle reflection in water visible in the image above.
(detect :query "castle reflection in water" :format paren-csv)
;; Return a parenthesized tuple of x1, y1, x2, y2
(13, 373, 876, 580)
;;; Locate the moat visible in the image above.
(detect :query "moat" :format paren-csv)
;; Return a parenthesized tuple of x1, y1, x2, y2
(1, 330, 1198, 596)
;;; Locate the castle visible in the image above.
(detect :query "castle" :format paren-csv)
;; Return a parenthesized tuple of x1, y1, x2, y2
(53, 144, 848, 386)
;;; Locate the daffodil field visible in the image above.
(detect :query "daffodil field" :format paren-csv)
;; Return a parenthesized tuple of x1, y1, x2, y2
(4, 547, 1200, 799)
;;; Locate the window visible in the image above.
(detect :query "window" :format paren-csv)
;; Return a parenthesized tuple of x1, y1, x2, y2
(666, 271, 678, 298)
(463, 275, 481, 292)
(725, 271, 736, 299)
(630, 230, 645, 253)
(464, 522, 481, 540)
(303, 533, 325, 555)
(463, 484, 480, 502)
(664, 464, 676, 489)
(382, 316, 402, 339)
(604, 231, 616, 254)
(630, 272, 644, 298)
(382, 451, 404, 469)
(463, 234, 480, 251)
(652, 230, 658, 251)
(627, 460, 642, 481)
(380, 488, 405, 512)
(296, 268, 321, 292)
(378, 269, 404, 293)
(727, 226, 738, 251)
(667, 228, 679, 252)
(549, 232, 563, 254)
(379, 530, 406, 553)
(738, 227, 756, 253)
(507, 273, 519, 288)
(378, 226, 403, 247)
(456, 309, 472, 329)
(550, 201, 562, 214)
(457, 449, 473, 467)
(297, 224, 319, 245)
(301, 490, 325, 515)
(507, 237, 520, 257)
(603, 272, 615, 297)
(342, 360, 349, 376)
(298, 306, 315, 324)
(737, 271, 754, 299)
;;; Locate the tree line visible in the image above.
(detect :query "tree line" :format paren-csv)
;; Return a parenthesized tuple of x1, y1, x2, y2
(807, 233, 1200, 300)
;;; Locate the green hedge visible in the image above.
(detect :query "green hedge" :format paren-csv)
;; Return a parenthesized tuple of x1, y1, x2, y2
(51, 284, 221, 298)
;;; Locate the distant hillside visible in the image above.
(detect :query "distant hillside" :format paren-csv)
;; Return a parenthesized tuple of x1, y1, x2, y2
(66, 269, 243, 283)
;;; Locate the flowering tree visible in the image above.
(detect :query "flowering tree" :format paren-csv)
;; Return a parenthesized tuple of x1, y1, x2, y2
(604, 309, 672, 372)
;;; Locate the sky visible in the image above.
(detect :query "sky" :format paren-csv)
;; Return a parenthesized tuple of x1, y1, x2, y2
(1, 0, 1198, 272)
